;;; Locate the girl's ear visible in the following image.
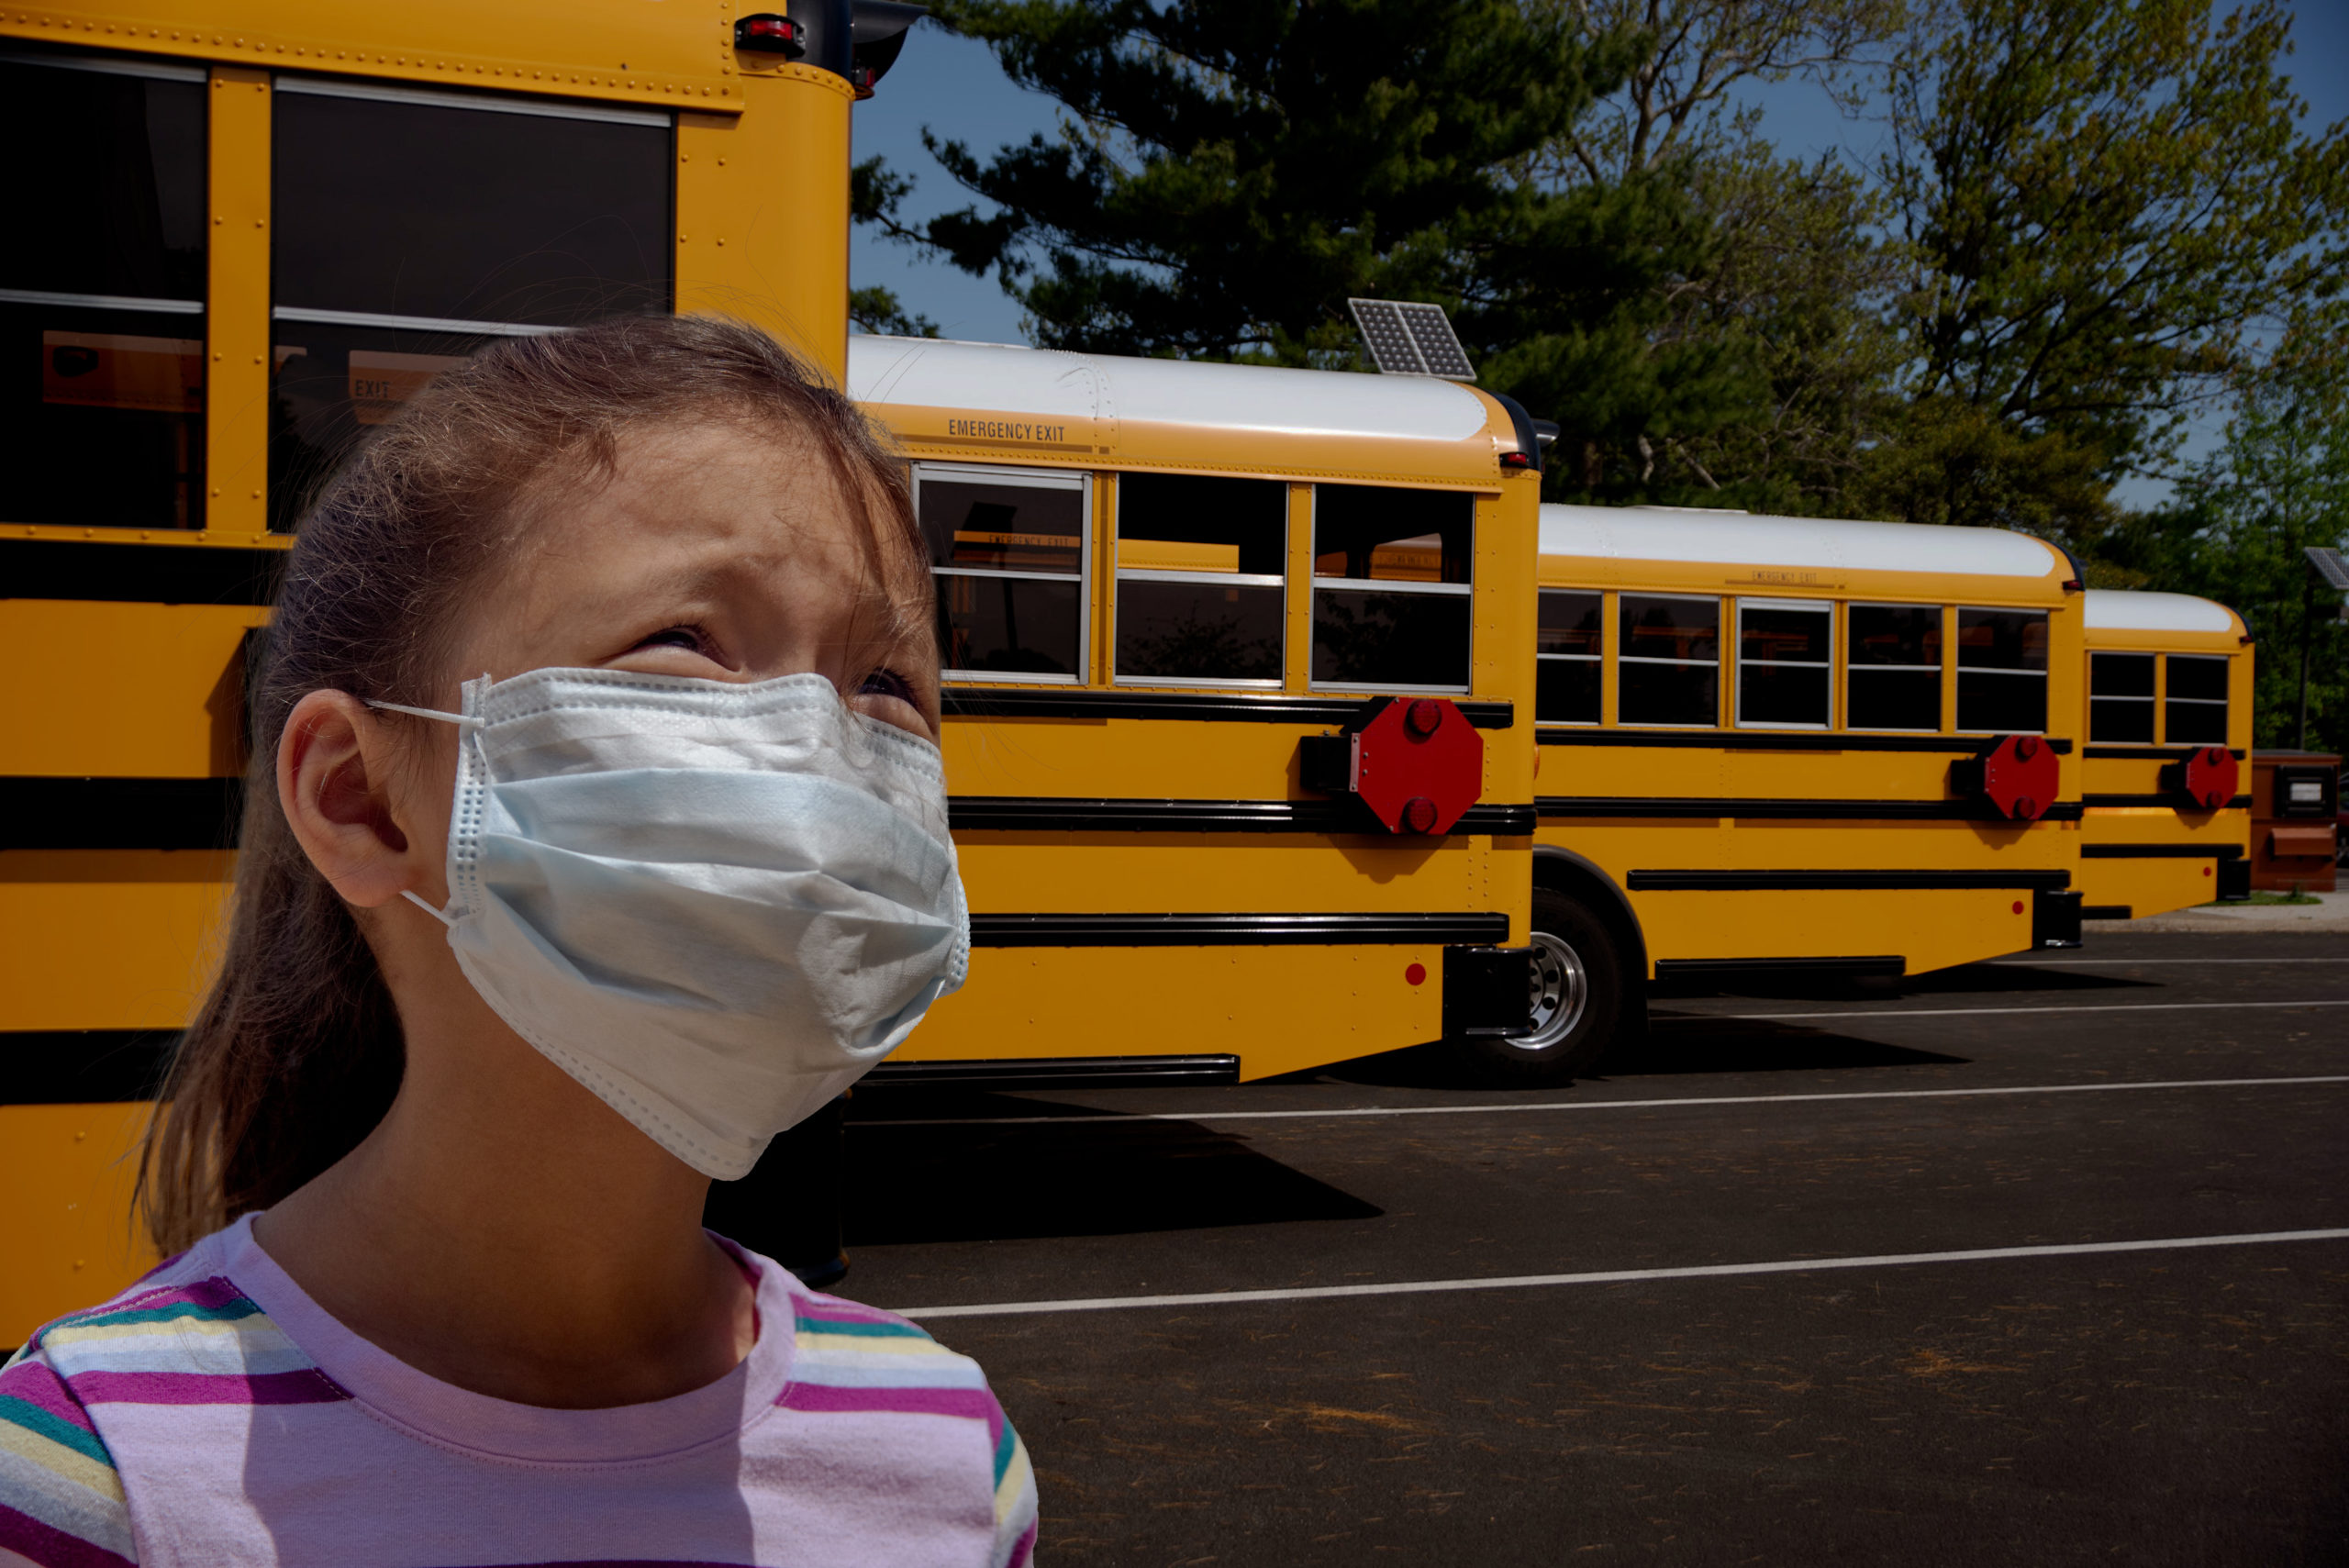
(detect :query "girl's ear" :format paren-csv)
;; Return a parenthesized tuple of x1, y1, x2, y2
(278, 690, 427, 908)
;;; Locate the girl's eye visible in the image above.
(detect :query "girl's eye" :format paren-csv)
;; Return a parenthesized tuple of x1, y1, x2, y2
(634, 627, 709, 655)
(858, 667, 918, 706)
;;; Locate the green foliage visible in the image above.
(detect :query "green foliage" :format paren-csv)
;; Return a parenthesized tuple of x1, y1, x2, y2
(2085, 328, 2349, 751)
(1877, 0, 2349, 483)
(850, 156, 940, 337)
(908, 0, 1641, 363)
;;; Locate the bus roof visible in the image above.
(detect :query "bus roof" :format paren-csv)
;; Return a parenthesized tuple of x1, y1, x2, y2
(848, 335, 1513, 486)
(1538, 504, 2064, 580)
(2083, 590, 2242, 635)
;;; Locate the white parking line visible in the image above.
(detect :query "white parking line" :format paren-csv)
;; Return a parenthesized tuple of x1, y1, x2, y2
(1675, 997, 2349, 1023)
(853, 1073, 2349, 1129)
(893, 1229, 2349, 1320)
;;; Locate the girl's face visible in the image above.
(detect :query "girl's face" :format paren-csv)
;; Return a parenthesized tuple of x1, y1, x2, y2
(450, 417, 940, 739)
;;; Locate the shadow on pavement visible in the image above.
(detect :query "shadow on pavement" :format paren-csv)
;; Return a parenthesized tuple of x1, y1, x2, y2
(842, 1117, 1383, 1245)
(1651, 963, 2154, 1003)
(1608, 1018, 1969, 1075)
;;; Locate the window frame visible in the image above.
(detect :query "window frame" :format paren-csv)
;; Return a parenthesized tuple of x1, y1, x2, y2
(1615, 591, 1723, 729)
(1954, 605, 2050, 735)
(2087, 650, 2158, 745)
(1535, 586, 1604, 727)
(269, 73, 673, 341)
(1110, 471, 1287, 690)
(916, 460, 1094, 687)
(2162, 652, 2231, 746)
(1307, 484, 1475, 695)
(1842, 600, 1945, 735)
(1733, 596, 1833, 731)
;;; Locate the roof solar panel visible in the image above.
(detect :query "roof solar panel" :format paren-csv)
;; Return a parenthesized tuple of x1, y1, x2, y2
(1396, 301, 1475, 381)
(1348, 299, 1425, 374)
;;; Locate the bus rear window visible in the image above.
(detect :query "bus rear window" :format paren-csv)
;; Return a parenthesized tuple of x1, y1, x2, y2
(1619, 595, 1719, 727)
(267, 81, 672, 528)
(0, 54, 208, 529)
(1956, 608, 2047, 732)
(1311, 486, 1473, 691)
(1115, 473, 1286, 685)
(2165, 654, 2229, 744)
(918, 464, 1087, 681)
(2088, 651, 2154, 743)
(1736, 600, 1831, 728)
(1536, 590, 1601, 724)
(1846, 604, 1941, 731)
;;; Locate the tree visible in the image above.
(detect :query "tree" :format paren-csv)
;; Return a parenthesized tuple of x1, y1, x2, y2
(2089, 323, 2349, 752)
(1875, 0, 2349, 496)
(899, 0, 1647, 364)
(850, 157, 940, 338)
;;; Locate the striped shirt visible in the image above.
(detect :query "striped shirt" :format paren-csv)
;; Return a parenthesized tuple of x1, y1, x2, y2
(0, 1214, 1036, 1567)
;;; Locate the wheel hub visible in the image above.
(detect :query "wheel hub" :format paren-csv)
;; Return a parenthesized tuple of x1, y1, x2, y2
(1508, 930, 1587, 1050)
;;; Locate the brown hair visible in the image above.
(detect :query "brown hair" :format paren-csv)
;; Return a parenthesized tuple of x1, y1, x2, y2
(139, 314, 925, 1254)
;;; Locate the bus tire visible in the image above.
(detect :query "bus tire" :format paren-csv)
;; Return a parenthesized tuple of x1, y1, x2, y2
(1453, 888, 1624, 1086)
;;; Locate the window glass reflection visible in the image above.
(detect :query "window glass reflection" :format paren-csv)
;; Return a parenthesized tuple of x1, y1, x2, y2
(0, 59, 207, 528)
(273, 85, 671, 326)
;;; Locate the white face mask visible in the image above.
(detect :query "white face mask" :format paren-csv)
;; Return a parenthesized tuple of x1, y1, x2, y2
(373, 667, 968, 1181)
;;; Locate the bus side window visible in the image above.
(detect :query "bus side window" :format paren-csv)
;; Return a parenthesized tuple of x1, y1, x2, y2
(0, 53, 209, 529)
(1114, 473, 1286, 685)
(1736, 599, 1831, 728)
(1310, 484, 1473, 691)
(267, 80, 673, 529)
(1536, 590, 1601, 724)
(1618, 595, 1720, 727)
(2164, 654, 2229, 744)
(1847, 604, 1941, 731)
(2088, 651, 2155, 742)
(916, 462, 1087, 681)
(1956, 607, 2048, 732)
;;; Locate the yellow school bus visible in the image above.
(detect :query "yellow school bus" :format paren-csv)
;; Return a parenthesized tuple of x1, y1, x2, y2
(2077, 589, 2254, 919)
(1528, 504, 2087, 1058)
(845, 335, 1546, 1086)
(0, 0, 901, 1343)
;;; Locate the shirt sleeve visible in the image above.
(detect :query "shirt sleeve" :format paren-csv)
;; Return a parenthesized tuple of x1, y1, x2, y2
(985, 1396, 1038, 1568)
(0, 1348, 137, 1567)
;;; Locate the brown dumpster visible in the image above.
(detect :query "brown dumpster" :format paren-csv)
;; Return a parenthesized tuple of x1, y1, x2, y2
(2249, 751, 2340, 891)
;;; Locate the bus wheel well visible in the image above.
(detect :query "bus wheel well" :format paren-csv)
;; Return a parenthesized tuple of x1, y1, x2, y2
(1530, 850, 1648, 1025)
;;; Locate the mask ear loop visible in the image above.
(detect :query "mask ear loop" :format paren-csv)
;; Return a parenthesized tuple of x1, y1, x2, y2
(363, 688, 483, 928)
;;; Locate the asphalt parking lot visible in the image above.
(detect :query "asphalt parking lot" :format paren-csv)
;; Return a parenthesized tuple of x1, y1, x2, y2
(840, 930, 2348, 1566)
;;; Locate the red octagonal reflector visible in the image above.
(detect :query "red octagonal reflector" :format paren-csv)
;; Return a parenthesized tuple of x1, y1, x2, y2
(1952, 733, 2061, 821)
(2175, 745, 2238, 813)
(1307, 696, 1486, 835)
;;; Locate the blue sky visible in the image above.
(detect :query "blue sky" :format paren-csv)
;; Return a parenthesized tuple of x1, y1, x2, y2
(846, 4, 2349, 505)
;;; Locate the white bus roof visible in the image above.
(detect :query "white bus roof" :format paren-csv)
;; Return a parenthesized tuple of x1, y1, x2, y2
(2083, 589, 2239, 634)
(848, 334, 1495, 445)
(1538, 503, 2063, 579)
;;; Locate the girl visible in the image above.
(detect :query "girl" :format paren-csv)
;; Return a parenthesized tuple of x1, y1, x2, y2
(0, 317, 1037, 1568)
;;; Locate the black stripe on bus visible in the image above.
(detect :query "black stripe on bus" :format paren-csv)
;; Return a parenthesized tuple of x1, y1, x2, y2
(1626, 868, 2073, 892)
(1654, 955, 1905, 979)
(1535, 796, 2086, 822)
(0, 1030, 177, 1105)
(943, 689, 1514, 729)
(2081, 794, 2254, 810)
(2080, 906, 2135, 921)
(2076, 844, 2245, 860)
(949, 797, 1535, 835)
(967, 911, 1510, 947)
(1536, 728, 2072, 754)
(2, 538, 287, 605)
(0, 777, 242, 851)
(2083, 746, 2247, 762)
(862, 1054, 1241, 1089)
